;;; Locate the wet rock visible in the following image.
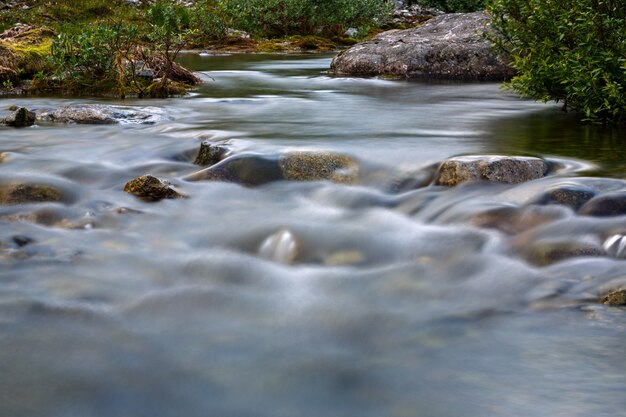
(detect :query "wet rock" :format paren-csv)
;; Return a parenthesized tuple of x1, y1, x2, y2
(330, 12, 514, 80)
(12, 235, 34, 247)
(0, 183, 63, 205)
(279, 152, 358, 184)
(602, 234, 626, 258)
(532, 183, 596, 210)
(36, 105, 159, 125)
(186, 151, 358, 186)
(258, 229, 299, 265)
(470, 205, 567, 235)
(123, 175, 184, 201)
(523, 240, 606, 267)
(578, 192, 626, 217)
(193, 140, 231, 166)
(185, 153, 283, 185)
(600, 289, 626, 306)
(434, 155, 549, 186)
(2, 106, 35, 127)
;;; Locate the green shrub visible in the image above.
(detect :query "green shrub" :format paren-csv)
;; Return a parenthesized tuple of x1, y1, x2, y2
(220, 0, 391, 37)
(410, 0, 485, 13)
(487, 0, 626, 125)
(50, 23, 138, 86)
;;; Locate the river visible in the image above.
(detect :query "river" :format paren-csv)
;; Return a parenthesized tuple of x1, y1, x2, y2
(1, 53, 625, 417)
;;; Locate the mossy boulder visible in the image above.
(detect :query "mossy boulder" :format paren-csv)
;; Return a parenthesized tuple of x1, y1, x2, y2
(434, 155, 549, 186)
(0, 183, 63, 205)
(185, 151, 359, 186)
(2, 106, 35, 127)
(124, 175, 184, 201)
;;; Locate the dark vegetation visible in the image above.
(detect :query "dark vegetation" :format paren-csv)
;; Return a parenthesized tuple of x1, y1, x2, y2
(0, 0, 393, 97)
(488, 0, 626, 125)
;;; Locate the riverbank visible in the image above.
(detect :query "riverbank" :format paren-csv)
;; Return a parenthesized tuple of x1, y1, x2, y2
(0, 0, 442, 97)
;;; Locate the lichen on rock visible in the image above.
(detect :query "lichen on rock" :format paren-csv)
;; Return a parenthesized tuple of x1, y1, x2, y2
(330, 12, 514, 80)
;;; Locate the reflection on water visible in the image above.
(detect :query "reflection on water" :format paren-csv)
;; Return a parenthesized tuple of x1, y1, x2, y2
(0, 53, 625, 417)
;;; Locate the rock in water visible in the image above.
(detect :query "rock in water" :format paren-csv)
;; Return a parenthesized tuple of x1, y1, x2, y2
(434, 155, 549, 186)
(123, 175, 183, 201)
(279, 152, 358, 184)
(36, 105, 159, 125)
(0, 183, 63, 205)
(193, 141, 231, 166)
(3, 107, 36, 127)
(600, 289, 626, 306)
(185, 151, 358, 186)
(330, 12, 514, 80)
(258, 229, 299, 265)
(578, 192, 626, 217)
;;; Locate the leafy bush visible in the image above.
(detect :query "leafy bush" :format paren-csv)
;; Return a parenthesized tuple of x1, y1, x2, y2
(487, 0, 626, 124)
(220, 0, 391, 37)
(410, 0, 485, 13)
(50, 22, 138, 89)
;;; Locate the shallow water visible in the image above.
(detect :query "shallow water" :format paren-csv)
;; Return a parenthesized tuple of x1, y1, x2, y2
(1, 53, 625, 417)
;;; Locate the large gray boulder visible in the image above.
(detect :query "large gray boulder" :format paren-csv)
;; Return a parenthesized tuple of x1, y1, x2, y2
(330, 12, 513, 80)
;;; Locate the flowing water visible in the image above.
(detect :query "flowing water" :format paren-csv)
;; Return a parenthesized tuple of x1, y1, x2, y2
(1, 53, 625, 417)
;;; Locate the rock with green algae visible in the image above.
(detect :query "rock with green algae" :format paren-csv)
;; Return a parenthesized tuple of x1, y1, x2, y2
(434, 155, 549, 186)
(600, 289, 626, 306)
(124, 175, 184, 201)
(185, 151, 359, 186)
(0, 183, 63, 205)
(2, 106, 35, 127)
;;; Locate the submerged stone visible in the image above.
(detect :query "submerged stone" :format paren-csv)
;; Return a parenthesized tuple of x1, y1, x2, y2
(0, 183, 63, 205)
(578, 192, 626, 217)
(532, 184, 596, 210)
(470, 205, 567, 235)
(185, 151, 358, 186)
(123, 175, 183, 201)
(258, 229, 299, 265)
(434, 155, 548, 186)
(523, 240, 605, 267)
(2, 106, 35, 127)
(600, 289, 626, 306)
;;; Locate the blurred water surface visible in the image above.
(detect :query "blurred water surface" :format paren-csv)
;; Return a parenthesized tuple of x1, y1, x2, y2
(0, 53, 625, 417)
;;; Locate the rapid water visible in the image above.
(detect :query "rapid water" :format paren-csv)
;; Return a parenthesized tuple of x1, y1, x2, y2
(1, 53, 625, 417)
